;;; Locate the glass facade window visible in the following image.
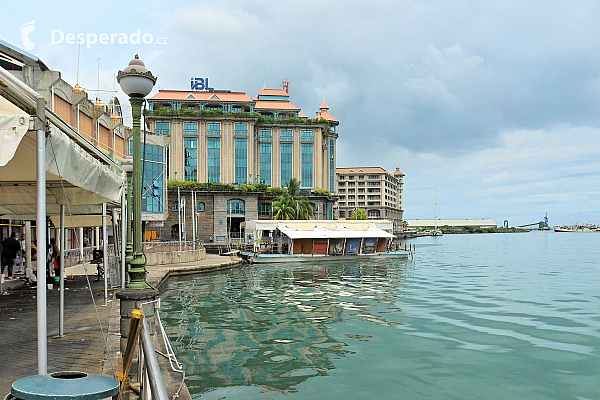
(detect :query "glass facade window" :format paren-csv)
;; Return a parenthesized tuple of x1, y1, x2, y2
(258, 203, 271, 217)
(156, 122, 170, 135)
(280, 129, 293, 142)
(227, 199, 245, 214)
(235, 138, 248, 185)
(259, 129, 272, 141)
(173, 201, 179, 211)
(207, 137, 220, 182)
(259, 142, 271, 186)
(198, 202, 205, 212)
(280, 142, 293, 186)
(234, 123, 248, 136)
(301, 143, 313, 188)
(329, 139, 335, 193)
(207, 123, 221, 136)
(130, 141, 165, 214)
(301, 130, 314, 142)
(184, 122, 197, 136)
(184, 137, 197, 181)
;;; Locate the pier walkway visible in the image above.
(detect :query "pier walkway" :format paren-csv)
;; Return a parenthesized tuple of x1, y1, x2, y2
(0, 254, 241, 397)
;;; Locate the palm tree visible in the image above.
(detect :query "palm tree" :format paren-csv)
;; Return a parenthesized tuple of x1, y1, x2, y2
(273, 178, 314, 220)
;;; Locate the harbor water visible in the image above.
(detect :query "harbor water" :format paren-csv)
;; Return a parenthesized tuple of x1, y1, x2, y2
(159, 232, 600, 399)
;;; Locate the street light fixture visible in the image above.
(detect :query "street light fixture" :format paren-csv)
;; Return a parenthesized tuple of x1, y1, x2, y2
(117, 55, 156, 290)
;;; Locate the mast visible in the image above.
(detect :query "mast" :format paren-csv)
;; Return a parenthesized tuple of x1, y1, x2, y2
(435, 191, 438, 231)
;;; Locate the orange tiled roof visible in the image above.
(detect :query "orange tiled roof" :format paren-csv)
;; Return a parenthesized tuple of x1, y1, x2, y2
(257, 88, 290, 97)
(319, 100, 329, 110)
(149, 90, 253, 102)
(317, 109, 338, 122)
(299, 112, 307, 118)
(254, 100, 299, 111)
(336, 167, 391, 174)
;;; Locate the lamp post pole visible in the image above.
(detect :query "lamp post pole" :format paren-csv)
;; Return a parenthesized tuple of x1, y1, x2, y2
(117, 54, 156, 290)
(122, 155, 134, 274)
(128, 96, 148, 289)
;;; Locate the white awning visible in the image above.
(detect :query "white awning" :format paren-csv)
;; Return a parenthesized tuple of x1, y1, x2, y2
(278, 226, 394, 239)
(49, 215, 110, 228)
(0, 94, 123, 218)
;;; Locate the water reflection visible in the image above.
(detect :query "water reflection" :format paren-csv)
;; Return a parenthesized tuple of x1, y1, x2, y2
(159, 259, 411, 395)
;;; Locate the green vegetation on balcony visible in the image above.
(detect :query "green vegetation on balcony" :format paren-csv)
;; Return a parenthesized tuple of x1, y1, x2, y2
(167, 179, 268, 192)
(258, 116, 331, 126)
(150, 108, 259, 118)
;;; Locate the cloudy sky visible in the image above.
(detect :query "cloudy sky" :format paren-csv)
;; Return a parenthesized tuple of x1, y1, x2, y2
(4, 1, 600, 226)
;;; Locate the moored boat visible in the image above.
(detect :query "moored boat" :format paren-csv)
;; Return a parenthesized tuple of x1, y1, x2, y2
(243, 220, 412, 264)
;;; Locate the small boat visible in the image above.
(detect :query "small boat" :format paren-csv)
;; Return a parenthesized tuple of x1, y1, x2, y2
(243, 220, 412, 264)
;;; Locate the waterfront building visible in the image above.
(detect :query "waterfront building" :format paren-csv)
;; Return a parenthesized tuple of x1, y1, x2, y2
(0, 39, 167, 245)
(336, 166, 404, 233)
(154, 188, 335, 244)
(146, 85, 339, 194)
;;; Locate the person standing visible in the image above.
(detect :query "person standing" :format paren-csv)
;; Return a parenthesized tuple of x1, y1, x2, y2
(15, 233, 27, 275)
(1, 232, 21, 278)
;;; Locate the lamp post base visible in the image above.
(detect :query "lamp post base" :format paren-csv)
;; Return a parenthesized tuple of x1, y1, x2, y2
(116, 288, 159, 354)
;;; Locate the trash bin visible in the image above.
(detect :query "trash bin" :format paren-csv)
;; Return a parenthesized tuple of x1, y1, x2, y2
(8, 371, 119, 400)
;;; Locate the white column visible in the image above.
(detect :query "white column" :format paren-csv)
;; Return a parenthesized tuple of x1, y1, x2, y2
(79, 227, 84, 261)
(95, 226, 100, 250)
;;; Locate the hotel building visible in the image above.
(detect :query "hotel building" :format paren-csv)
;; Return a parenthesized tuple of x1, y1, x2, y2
(146, 85, 339, 193)
(336, 166, 404, 233)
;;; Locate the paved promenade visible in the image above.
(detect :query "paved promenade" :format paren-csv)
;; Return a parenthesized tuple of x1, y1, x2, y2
(0, 254, 241, 397)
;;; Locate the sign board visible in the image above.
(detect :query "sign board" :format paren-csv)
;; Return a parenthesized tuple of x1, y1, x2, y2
(190, 77, 214, 91)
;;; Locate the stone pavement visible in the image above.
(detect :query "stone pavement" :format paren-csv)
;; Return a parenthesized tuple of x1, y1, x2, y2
(0, 254, 241, 397)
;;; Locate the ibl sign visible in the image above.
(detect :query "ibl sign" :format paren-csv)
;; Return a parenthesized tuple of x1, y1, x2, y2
(190, 78, 214, 91)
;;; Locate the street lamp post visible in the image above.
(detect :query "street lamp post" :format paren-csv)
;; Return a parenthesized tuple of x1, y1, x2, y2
(117, 55, 156, 289)
(121, 155, 134, 269)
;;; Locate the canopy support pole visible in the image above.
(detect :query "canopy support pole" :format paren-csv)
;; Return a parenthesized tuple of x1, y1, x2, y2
(59, 204, 65, 337)
(102, 203, 108, 306)
(35, 95, 47, 375)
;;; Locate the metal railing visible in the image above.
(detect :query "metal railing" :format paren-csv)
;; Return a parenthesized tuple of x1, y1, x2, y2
(143, 240, 204, 253)
(62, 245, 116, 268)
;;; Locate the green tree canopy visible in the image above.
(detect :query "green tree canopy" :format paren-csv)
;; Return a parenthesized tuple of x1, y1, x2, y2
(350, 207, 367, 220)
(350, 207, 367, 219)
(272, 178, 314, 220)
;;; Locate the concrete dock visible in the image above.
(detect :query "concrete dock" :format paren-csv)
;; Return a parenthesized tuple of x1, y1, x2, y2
(0, 254, 241, 397)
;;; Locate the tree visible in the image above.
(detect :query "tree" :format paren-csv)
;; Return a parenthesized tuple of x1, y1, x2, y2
(273, 178, 314, 220)
(350, 207, 367, 220)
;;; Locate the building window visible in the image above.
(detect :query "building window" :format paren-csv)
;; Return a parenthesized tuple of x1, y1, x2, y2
(227, 199, 245, 214)
(173, 201, 179, 211)
(259, 142, 271, 186)
(258, 203, 271, 217)
(207, 123, 221, 136)
(339, 211, 345, 218)
(280, 142, 293, 186)
(301, 143, 313, 187)
(234, 123, 248, 136)
(235, 138, 247, 185)
(130, 141, 165, 213)
(198, 202, 205, 212)
(156, 122, 170, 135)
(280, 129, 293, 142)
(184, 122, 197, 136)
(207, 137, 220, 182)
(184, 137, 197, 181)
(260, 129, 272, 141)
(301, 130, 313, 142)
